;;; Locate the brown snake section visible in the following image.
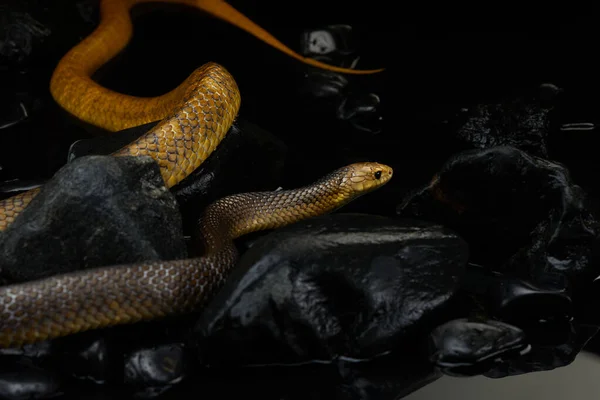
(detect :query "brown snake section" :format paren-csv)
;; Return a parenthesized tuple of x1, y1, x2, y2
(0, 62, 240, 231)
(0, 162, 393, 348)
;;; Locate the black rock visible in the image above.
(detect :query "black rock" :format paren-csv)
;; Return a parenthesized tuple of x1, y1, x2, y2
(0, 357, 61, 400)
(484, 319, 598, 378)
(0, 179, 44, 196)
(148, 353, 441, 400)
(489, 277, 572, 322)
(0, 155, 186, 283)
(194, 213, 469, 367)
(299, 70, 348, 99)
(397, 146, 600, 302)
(124, 343, 188, 398)
(0, 342, 53, 360)
(300, 24, 360, 71)
(458, 264, 573, 323)
(54, 335, 110, 384)
(336, 92, 382, 134)
(0, 92, 29, 131)
(297, 24, 383, 135)
(429, 318, 529, 377)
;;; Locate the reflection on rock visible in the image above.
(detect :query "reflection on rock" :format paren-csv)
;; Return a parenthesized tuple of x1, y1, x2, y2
(336, 92, 382, 133)
(0, 179, 43, 195)
(0, 98, 29, 131)
(0, 357, 61, 400)
(299, 70, 348, 98)
(195, 213, 469, 367)
(298, 24, 383, 134)
(300, 24, 359, 69)
(430, 318, 529, 377)
(124, 343, 188, 398)
(485, 320, 598, 378)
(57, 335, 110, 384)
(459, 264, 573, 323)
(0, 155, 186, 283)
(489, 276, 572, 321)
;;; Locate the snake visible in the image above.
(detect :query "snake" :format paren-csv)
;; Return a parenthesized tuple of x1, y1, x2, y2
(0, 162, 392, 348)
(0, 0, 388, 347)
(0, 0, 384, 231)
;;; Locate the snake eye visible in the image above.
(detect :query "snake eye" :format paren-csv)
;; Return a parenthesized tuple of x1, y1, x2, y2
(374, 170, 382, 179)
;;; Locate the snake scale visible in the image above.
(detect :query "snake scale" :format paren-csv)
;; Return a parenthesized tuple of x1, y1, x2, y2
(0, 0, 388, 348)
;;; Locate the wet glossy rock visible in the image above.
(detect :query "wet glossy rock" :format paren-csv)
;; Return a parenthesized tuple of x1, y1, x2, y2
(195, 213, 469, 366)
(0, 155, 186, 282)
(298, 70, 348, 98)
(489, 277, 572, 321)
(55, 335, 110, 384)
(459, 265, 573, 321)
(124, 343, 188, 397)
(300, 24, 360, 71)
(0, 357, 61, 400)
(157, 353, 440, 400)
(430, 318, 529, 377)
(397, 146, 600, 298)
(0, 94, 29, 131)
(336, 92, 382, 134)
(452, 85, 558, 157)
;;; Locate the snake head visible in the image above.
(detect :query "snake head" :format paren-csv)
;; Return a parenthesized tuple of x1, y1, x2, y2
(344, 162, 393, 194)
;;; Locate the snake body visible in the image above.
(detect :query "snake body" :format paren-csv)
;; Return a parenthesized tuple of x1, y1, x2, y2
(0, 162, 392, 348)
(0, 0, 389, 348)
(0, 0, 383, 231)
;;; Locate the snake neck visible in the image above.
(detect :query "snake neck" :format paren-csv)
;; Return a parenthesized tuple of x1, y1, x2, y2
(197, 167, 360, 254)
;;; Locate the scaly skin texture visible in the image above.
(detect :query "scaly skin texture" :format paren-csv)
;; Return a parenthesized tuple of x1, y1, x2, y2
(50, 0, 384, 132)
(0, 62, 240, 230)
(0, 189, 40, 231)
(0, 0, 384, 231)
(0, 163, 393, 348)
(0, 0, 391, 347)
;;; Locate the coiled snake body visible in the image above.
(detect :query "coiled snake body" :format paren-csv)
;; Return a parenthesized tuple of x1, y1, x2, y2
(0, 0, 388, 348)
